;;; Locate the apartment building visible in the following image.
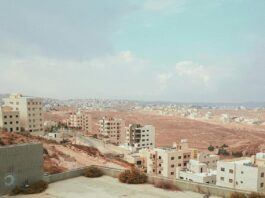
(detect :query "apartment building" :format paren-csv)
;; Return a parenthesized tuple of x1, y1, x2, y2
(0, 106, 20, 132)
(2, 93, 43, 132)
(216, 154, 265, 192)
(98, 116, 125, 145)
(176, 152, 219, 184)
(67, 111, 92, 132)
(139, 140, 198, 179)
(125, 124, 155, 150)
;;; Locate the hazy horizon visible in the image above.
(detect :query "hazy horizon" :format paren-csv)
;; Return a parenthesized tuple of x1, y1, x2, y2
(0, 0, 264, 103)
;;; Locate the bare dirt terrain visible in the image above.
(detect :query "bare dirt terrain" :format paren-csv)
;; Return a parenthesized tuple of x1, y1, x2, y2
(43, 109, 265, 155)
(0, 132, 126, 174)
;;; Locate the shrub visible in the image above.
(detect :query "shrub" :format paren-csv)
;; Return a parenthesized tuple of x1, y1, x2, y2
(84, 166, 103, 178)
(232, 151, 243, 157)
(249, 192, 265, 198)
(208, 145, 214, 151)
(230, 192, 247, 198)
(154, 180, 180, 191)
(218, 148, 230, 156)
(10, 181, 48, 196)
(118, 168, 147, 184)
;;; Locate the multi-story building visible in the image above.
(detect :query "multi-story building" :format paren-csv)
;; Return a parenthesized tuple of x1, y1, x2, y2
(98, 116, 125, 145)
(216, 154, 265, 192)
(0, 106, 20, 132)
(67, 111, 92, 132)
(2, 93, 43, 132)
(125, 124, 155, 150)
(176, 152, 219, 184)
(139, 140, 198, 179)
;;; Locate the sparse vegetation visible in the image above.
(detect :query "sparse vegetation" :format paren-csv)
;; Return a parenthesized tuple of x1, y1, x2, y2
(248, 192, 265, 198)
(9, 181, 48, 196)
(84, 166, 103, 178)
(232, 151, 243, 157)
(0, 137, 5, 145)
(229, 192, 247, 198)
(118, 168, 147, 184)
(208, 145, 214, 151)
(218, 148, 230, 156)
(153, 180, 180, 191)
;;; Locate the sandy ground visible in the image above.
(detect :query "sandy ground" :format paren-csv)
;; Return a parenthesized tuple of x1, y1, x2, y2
(6, 176, 219, 198)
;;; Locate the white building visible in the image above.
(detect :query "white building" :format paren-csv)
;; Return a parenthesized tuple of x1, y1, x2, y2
(98, 116, 125, 145)
(176, 152, 219, 184)
(0, 106, 20, 132)
(3, 93, 43, 132)
(125, 124, 155, 150)
(216, 154, 265, 192)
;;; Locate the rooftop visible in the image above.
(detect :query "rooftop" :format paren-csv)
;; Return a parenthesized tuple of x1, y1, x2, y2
(4, 176, 209, 198)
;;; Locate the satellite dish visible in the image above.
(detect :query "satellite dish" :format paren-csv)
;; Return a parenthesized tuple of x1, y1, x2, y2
(4, 175, 15, 186)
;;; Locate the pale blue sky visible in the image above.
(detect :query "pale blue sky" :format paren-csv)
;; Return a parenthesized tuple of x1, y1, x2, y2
(0, 0, 264, 102)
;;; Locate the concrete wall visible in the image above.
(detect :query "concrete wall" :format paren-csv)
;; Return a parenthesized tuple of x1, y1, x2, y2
(0, 143, 43, 195)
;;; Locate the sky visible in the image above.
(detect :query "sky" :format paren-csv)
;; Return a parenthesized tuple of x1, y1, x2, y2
(0, 0, 264, 102)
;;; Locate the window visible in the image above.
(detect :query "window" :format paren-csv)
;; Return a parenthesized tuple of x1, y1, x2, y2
(178, 164, 181, 167)
(158, 171, 161, 174)
(261, 183, 264, 188)
(9, 115, 12, 118)
(178, 156, 182, 159)
(229, 169, 233, 174)
(221, 167, 225, 172)
(170, 172, 174, 175)
(158, 156, 161, 159)
(241, 171, 244, 174)
(261, 173, 264, 178)
(229, 179, 233, 183)
(220, 177, 224, 181)
(171, 157, 174, 160)
(171, 164, 174, 168)
(4, 115, 7, 118)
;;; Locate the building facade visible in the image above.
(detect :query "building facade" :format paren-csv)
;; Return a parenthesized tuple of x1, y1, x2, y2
(0, 143, 43, 195)
(176, 152, 219, 184)
(98, 116, 125, 145)
(3, 93, 43, 132)
(0, 106, 20, 132)
(139, 140, 197, 179)
(67, 111, 92, 133)
(125, 124, 155, 150)
(216, 155, 265, 192)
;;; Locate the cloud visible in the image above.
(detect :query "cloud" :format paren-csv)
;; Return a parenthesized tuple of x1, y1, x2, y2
(0, 51, 155, 99)
(175, 61, 213, 86)
(157, 73, 173, 90)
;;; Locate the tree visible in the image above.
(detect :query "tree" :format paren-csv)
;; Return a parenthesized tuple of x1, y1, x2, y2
(208, 145, 214, 151)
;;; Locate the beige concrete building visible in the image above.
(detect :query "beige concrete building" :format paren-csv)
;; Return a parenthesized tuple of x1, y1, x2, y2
(125, 124, 155, 150)
(0, 106, 20, 132)
(67, 111, 92, 133)
(139, 140, 198, 179)
(3, 93, 43, 132)
(98, 116, 125, 145)
(216, 154, 265, 192)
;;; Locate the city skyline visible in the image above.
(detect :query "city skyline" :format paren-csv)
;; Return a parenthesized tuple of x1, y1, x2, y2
(0, 0, 264, 102)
